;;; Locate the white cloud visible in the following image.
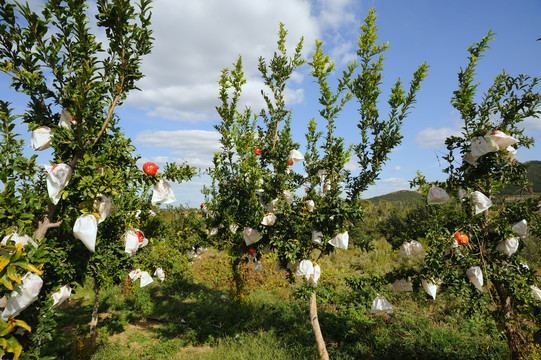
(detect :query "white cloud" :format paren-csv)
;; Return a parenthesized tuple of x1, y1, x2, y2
(391, 166, 402, 171)
(416, 127, 461, 149)
(135, 129, 220, 169)
(380, 177, 409, 187)
(522, 116, 541, 130)
(123, 0, 362, 123)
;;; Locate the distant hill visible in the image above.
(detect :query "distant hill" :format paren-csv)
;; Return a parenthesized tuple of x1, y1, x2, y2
(368, 190, 424, 206)
(501, 160, 541, 196)
(369, 161, 540, 205)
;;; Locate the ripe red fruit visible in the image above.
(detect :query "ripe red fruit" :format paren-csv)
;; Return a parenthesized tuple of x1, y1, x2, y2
(453, 232, 469, 245)
(51, 164, 59, 172)
(200, 203, 205, 208)
(255, 148, 262, 155)
(490, 130, 501, 135)
(143, 162, 159, 176)
(288, 159, 293, 166)
(135, 230, 145, 243)
(248, 248, 256, 257)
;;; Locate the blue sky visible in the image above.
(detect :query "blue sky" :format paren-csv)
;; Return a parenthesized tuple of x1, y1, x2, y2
(3, 0, 541, 207)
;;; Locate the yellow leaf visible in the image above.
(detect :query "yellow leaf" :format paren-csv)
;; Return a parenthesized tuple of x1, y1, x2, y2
(13, 320, 31, 333)
(0, 257, 10, 272)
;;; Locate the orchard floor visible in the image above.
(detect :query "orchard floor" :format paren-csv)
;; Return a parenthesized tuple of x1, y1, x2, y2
(52, 244, 515, 359)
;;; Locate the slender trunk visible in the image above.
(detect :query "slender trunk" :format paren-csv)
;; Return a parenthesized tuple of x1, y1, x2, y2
(493, 282, 531, 359)
(89, 280, 100, 351)
(230, 256, 246, 301)
(309, 291, 329, 360)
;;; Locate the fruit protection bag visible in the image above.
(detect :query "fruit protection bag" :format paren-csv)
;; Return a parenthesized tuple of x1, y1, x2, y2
(288, 149, 304, 163)
(243, 227, 262, 246)
(151, 179, 176, 206)
(154, 268, 165, 282)
(400, 241, 424, 257)
(466, 266, 484, 292)
(1, 272, 43, 320)
(422, 279, 438, 300)
(371, 294, 393, 314)
(1, 233, 37, 248)
(139, 271, 153, 287)
(496, 237, 519, 256)
(73, 214, 98, 252)
(512, 220, 528, 238)
(307, 264, 321, 288)
(470, 136, 499, 158)
(31, 126, 52, 151)
(312, 231, 323, 245)
(47, 164, 72, 205)
(95, 194, 112, 224)
(261, 213, 276, 226)
(50, 285, 72, 310)
(129, 269, 142, 281)
(328, 231, 348, 249)
(471, 191, 492, 214)
(427, 186, 451, 205)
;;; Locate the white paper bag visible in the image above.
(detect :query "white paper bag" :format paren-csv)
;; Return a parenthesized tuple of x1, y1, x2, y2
(511, 220, 528, 238)
(261, 213, 277, 226)
(317, 169, 327, 183)
(95, 194, 112, 224)
(73, 214, 98, 252)
(128, 269, 142, 281)
(504, 146, 517, 161)
(296, 260, 314, 276)
(400, 241, 424, 257)
(289, 149, 304, 163)
(154, 268, 165, 282)
(427, 186, 451, 205)
(471, 191, 492, 214)
(59, 109, 75, 129)
(283, 190, 293, 204)
(329, 231, 348, 249)
(47, 164, 72, 205)
(458, 188, 467, 201)
(140, 271, 153, 287)
(253, 260, 262, 273)
(488, 131, 518, 150)
(50, 285, 72, 310)
(124, 229, 141, 255)
(531, 285, 541, 301)
(307, 264, 321, 287)
(422, 279, 438, 300)
(463, 152, 479, 166)
(267, 199, 279, 213)
(496, 237, 519, 256)
(466, 266, 484, 292)
(1, 233, 37, 248)
(243, 227, 262, 246)
(470, 136, 499, 158)
(31, 126, 52, 151)
(312, 231, 323, 245)
(392, 279, 413, 293)
(1, 272, 43, 320)
(306, 200, 315, 212)
(151, 179, 176, 206)
(229, 224, 239, 233)
(371, 294, 393, 314)
(208, 228, 218, 236)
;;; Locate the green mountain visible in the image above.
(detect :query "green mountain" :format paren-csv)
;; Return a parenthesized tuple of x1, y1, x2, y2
(501, 160, 541, 195)
(368, 190, 424, 206)
(369, 161, 540, 204)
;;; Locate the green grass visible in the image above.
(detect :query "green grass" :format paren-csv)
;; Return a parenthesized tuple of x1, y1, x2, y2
(47, 245, 511, 360)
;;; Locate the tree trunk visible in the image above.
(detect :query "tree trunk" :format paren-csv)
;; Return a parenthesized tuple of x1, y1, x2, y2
(493, 282, 531, 359)
(89, 280, 100, 351)
(310, 291, 329, 360)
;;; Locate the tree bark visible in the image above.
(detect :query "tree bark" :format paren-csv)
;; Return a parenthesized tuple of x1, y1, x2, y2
(493, 282, 531, 359)
(310, 291, 329, 360)
(89, 280, 100, 351)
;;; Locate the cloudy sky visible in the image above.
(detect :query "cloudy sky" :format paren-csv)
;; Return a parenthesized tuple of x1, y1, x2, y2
(5, 0, 541, 207)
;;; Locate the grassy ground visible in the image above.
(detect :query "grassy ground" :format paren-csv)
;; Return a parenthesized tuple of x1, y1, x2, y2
(49, 243, 511, 360)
